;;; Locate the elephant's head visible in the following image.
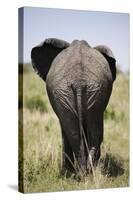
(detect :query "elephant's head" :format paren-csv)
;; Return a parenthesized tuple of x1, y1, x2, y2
(31, 38, 116, 82)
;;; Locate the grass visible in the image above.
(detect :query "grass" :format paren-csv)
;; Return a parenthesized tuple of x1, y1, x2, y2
(25, 95, 48, 113)
(19, 63, 129, 193)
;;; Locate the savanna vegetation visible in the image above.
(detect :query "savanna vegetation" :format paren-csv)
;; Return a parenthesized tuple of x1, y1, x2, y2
(19, 63, 129, 193)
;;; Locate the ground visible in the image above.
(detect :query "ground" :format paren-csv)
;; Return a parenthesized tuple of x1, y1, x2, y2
(19, 64, 129, 193)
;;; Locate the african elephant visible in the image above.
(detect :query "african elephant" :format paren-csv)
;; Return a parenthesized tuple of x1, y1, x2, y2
(31, 38, 116, 176)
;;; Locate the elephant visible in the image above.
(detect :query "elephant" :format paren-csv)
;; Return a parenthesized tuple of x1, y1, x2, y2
(31, 38, 116, 177)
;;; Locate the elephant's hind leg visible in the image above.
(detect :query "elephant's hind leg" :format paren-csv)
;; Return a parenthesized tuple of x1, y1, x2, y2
(59, 108, 87, 175)
(48, 87, 87, 174)
(86, 112, 103, 169)
(60, 125, 74, 172)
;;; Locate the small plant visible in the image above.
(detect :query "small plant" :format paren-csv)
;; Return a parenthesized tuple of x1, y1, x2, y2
(100, 153, 124, 177)
(104, 108, 116, 120)
(25, 95, 48, 113)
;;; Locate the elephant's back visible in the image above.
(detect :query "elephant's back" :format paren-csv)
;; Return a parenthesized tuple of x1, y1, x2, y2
(46, 40, 113, 90)
(81, 44, 113, 84)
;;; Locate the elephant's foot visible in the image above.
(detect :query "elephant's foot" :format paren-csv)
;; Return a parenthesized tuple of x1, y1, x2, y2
(71, 150, 87, 180)
(62, 151, 76, 175)
(61, 148, 101, 178)
(63, 152, 87, 178)
(87, 147, 101, 173)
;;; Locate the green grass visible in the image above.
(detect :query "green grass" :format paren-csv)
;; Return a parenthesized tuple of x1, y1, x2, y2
(19, 63, 129, 193)
(25, 95, 48, 113)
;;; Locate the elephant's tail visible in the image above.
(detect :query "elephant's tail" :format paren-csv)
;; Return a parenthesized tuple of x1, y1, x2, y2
(74, 87, 89, 154)
(75, 88, 83, 137)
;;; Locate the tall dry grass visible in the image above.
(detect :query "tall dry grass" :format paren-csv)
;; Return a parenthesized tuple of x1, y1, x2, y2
(19, 64, 129, 193)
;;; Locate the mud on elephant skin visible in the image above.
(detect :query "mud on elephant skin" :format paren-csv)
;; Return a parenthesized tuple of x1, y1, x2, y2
(31, 38, 116, 177)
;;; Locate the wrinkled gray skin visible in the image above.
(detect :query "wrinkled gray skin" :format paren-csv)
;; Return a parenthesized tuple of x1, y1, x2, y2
(31, 38, 116, 176)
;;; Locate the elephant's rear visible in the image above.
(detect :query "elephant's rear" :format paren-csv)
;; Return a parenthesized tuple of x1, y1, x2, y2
(46, 40, 113, 114)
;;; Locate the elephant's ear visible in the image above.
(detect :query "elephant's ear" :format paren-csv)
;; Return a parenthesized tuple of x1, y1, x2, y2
(31, 38, 70, 81)
(94, 45, 116, 81)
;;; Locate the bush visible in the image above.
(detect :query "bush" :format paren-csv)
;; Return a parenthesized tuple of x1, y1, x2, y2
(100, 153, 124, 177)
(104, 108, 116, 120)
(25, 95, 48, 113)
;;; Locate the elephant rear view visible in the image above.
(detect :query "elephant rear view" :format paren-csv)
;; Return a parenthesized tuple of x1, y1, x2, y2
(31, 38, 116, 176)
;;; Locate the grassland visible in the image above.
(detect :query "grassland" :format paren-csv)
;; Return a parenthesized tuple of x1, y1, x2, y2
(19, 64, 129, 193)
